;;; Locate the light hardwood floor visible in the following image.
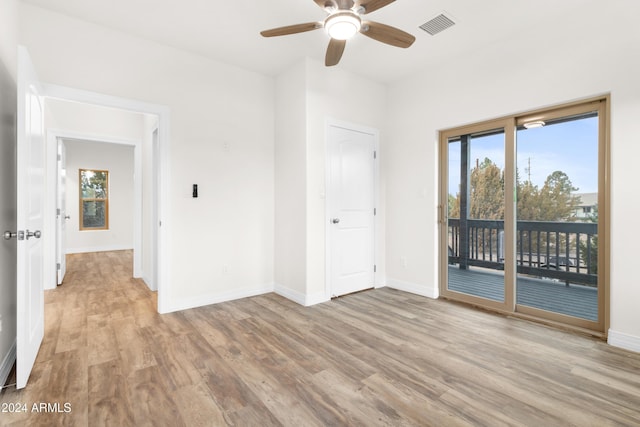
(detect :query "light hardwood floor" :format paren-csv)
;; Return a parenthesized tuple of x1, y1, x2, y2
(1, 250, 640, 426)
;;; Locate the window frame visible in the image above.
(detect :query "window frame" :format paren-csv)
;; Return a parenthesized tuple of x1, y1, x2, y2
(79, 168, 110, 231)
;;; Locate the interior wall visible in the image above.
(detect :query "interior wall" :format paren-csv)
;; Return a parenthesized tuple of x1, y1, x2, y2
(19, 4, 275, 312)
(45, 98, 145, 140)
(0, 0, 18, 386)
(63, 139, 135, 253)
(385, 2, 640, 349)
(274, 61, 307, 302)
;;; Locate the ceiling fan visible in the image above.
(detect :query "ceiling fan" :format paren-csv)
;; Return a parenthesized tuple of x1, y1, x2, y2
(260, 0, 415, 66)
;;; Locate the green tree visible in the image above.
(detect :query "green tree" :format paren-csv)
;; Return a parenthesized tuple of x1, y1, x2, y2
(448, 193, 459, 219)
(536, 171, 580, 221)
(469, 157, 504, 219)
(516, 180, 540, 221)
(81, 170, 108, 198)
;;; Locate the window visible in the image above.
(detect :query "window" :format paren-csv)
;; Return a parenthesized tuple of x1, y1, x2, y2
(79, 169, 109, 230)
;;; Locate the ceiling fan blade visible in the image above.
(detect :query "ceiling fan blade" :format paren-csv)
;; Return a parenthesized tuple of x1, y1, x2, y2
(361, 21, 415, 48)
(356, 0, 395, 14)
(260, 22, 322, 37)
(325, 39, 347, 66)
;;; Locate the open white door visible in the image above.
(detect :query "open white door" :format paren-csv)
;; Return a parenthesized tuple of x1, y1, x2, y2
(327, 122, 377, 297)
(56, 139, 67, 284)
(16, 47, 45, 389)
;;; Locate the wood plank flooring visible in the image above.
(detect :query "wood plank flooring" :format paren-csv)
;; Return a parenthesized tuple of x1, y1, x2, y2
(1, 250, 640, 426)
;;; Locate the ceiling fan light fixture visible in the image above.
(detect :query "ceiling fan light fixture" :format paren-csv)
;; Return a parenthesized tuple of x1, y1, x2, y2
(325, 12, 361, 40)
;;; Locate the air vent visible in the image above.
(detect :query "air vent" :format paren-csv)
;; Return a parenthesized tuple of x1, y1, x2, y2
(419, 13, 456, 36)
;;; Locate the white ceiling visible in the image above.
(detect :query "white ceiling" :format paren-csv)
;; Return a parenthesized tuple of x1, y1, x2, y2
(20, 0, 602, 83)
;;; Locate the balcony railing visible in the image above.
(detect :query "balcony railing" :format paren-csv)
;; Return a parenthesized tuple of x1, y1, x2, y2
(448, 219, 598, 287)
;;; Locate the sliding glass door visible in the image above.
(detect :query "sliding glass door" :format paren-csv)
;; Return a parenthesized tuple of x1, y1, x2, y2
(440, 99, 607, 332)
(446, 126, 507, 306)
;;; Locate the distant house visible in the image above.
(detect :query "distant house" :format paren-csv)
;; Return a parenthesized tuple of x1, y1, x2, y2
(575, 192, 598, 219)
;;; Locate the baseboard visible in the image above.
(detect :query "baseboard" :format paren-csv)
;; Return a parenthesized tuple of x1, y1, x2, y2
(66, 245, 133, 254)
(141, 275, 157, 292)
(0, 340, 16, 388)
(274, 284, 329, 307)
(166, 283, 274, 313)
(608, 329, 640, 353)
(386, 278, 439, 299)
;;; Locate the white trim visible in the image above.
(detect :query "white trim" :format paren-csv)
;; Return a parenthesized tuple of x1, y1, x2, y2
(274, 283, 329, 307)
(66, 245, 133, 254)
(608, 329, 640, 354)
(0, 340, 16, 388)
(324, 118, 380, 301)
(386, 278, 439, 299)
(166, 284, 274, 314)
(305, 292, 330, 307)
(141, 275, 154, 291)
(41, 83, 171, 314)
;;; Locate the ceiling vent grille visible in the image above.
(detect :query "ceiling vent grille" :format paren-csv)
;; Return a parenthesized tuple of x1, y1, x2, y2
(419, 13, 456, 36)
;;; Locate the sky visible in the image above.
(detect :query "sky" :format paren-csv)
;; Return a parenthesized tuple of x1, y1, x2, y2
(448, 115, 599, 196)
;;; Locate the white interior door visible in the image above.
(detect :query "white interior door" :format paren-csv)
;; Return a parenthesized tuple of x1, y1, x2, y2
(327, 123, 377, 297)
(56, 139, 67, 285)
(16, 47, 45, 389)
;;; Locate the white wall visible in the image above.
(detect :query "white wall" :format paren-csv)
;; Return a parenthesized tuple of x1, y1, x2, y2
(274, 61, 307, 301)
(19, 4, 275, 312)
(0, 0, 18, 387)
(63, 139, 135, 253)
(45, 98, 145, 140)
(385, 2, 640, 350)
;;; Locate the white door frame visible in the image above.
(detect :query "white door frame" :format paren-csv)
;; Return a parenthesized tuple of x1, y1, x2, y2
(45, 130, 142, 289)
(324, 118, 380, 300)
(41, 83, 172, 313)
(56, 139, 67, 285)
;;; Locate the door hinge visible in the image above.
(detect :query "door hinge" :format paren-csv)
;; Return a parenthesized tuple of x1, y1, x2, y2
(374, 208, 377, 216)
(373, 151, 377, 159)
(57, 154, 61, 161)
(374, 265, 377, 273)
(56, 263, 60, 271)
(56, 208, 61, 215)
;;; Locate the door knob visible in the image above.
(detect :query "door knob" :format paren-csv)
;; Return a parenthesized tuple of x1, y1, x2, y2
(26, 230, 41, 240)
(332, 218, 340, 224)
(3, 230, 25, 240)
(64, 215, 70, 220)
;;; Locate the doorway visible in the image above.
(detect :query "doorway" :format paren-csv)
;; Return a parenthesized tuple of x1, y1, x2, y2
(41, 85, 170, 313)
(439, 97, 609, 333)
(326, 120, 378, 298)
